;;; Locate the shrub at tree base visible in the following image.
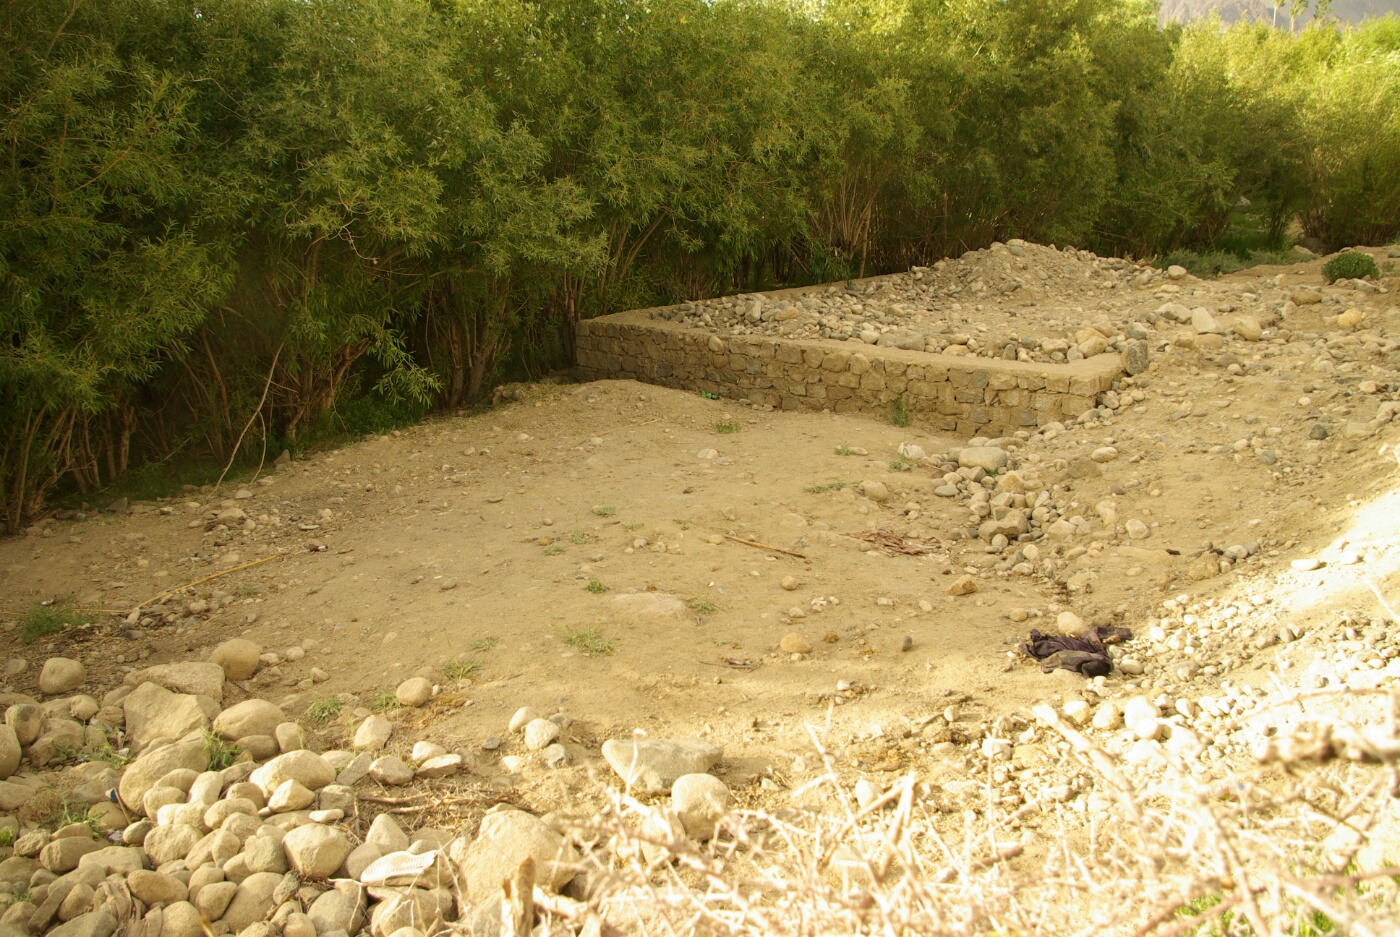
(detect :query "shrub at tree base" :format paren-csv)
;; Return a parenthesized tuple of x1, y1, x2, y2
(1322, 251, 1383, 283)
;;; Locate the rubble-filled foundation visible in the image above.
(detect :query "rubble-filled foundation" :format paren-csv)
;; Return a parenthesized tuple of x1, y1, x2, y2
(576, 307, 1126, 436)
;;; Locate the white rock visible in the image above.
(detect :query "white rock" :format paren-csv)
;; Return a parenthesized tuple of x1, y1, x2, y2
(958, 447, 1008, 472)
(523, 718, 560, 751)
(507, 707, 539, 733)
(601, 738, 723, 793)
(353, 715, 393, 752)
(671, 774, 730, 841)
(394, 678, 433, 709)
(268, 779, 316, 813)
(449, 808, 579, 900)
(368, 756, 413, 786)
(1062, 700, 1091, 726)
(39, 658, 86, 695)
(213, 700, 286, 741)
(210, 639, 261, 680)
(282, 824, 352, 878)
(249, 750, 336, 796)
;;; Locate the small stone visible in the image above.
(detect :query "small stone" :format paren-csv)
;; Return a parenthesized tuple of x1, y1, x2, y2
(1124, 519, 1150, 540)
(508, 707, 539, 733)
(1118, 658, 1145, 676)
(268, 779, 316, 813)
(600, 738, 723, 793)
(39, 658, 86, 695)
(780, 576, 800, 591)
(275, 722, 307, 753)
(1122, 696, 1160, 728)
(213, 700, 286, 741)
(282, 825, 353, 879)
(541, 744, 568, 769)
(671, 774, 730, 841)
(367, 756, 414, 786)
(860, 481, 889, 502)
(946, 575, 978, 596)
(1337, 308, 1363, 330)
(778, 633, 812, 655)
(127, 870, 188, 906)
(366, 814, 410, 853)
(249, 750, 337, 796)
(523, 718, 560, 751)
(1062, 700, 1091, 726)
(958, 447, 1008, 472)
(353, 715, 393, 752)
(210, 639, 262, 680)
(394, 678, 433, 709)
(450, 807, 579, 899)
(416, 754, 463, 779)
(1090, 446, 1118, 463)
(1092, 703, 1123, 731)
(0, 725, 19, 780)
(1291, 557, 1323, 572)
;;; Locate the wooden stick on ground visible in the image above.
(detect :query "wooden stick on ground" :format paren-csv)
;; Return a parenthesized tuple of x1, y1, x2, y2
(130, 552, 288, 615)
(723, 534, 805, 559)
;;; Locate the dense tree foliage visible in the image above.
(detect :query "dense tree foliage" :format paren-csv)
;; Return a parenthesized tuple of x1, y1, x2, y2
(3, 0, 1398, 529)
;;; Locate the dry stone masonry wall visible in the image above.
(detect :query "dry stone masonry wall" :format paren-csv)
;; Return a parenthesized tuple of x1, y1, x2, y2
(577, 308, 1128, 437)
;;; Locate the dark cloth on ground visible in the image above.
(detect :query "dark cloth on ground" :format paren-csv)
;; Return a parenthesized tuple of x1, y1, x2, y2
(1022, 626, 1133, 677)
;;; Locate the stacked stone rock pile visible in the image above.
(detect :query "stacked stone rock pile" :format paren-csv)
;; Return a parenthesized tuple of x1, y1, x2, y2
(0, 637, 740, 937)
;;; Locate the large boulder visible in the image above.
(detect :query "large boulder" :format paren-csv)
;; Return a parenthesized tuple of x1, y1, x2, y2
(213, 700, 285, 741)
(118, 739, 208, 814)
(282, 824, 352, 879)
(600, 738, 722, 793)
(450, 807, 578, 900)
(0, 725, 18, 780)
(39, 658, 86, 695)
(209, 639, 261, 681)
(125, 663, 225, 702)
(122, 683, 219, 748)
(249, 751, 336, 797)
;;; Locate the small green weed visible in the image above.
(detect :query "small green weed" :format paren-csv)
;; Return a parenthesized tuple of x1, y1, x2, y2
(623, 523, 644, 532)
(203, 729, 242, 771)
(306, 697, 344, 724)
(835, 445, 858, 456)
(558, 625, 616, 655)
(83, 739, 132, 771)
(569, 530, 594, 544)
(714, 419, 742, 434)
(1323, 250, 1380, 283)
(543, 544, 565, 556)
(0, 827, 13, 848)
(889, 458, 914, 472)
(584, 578, 610, 594)
(700, 391, 719, 400)
(369, 688, 401, 712)
(442, 658, 481, 681)
(888, 395, 911, 427)
(673, 518, 698, 528)
(688, 598, 719, 615)
(804, 480, 848, 494)
(592, 505, 616, 517)
(468, 636, 500, 652)
(49, 801, 98, 834)
(19, 598, 85, 644)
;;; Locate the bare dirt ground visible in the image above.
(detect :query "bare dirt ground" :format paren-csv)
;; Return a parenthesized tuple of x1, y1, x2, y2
(4, 245, 1400, 935)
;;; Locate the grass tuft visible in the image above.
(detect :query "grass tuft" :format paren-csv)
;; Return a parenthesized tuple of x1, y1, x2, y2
(558, 625, 616, 656)
(688, 598, 719, 615)
(714, 419, 742, 434)
(585, 578, 610, 594)
(592, 505, 616, 517)
(804, 480, 849, 494)
(19, 598, 85, 644)
(202, 729, 242, 771)
(442, 657, 481, 681)
(888, 394, 911, 427)
(306, 697, 344, 724)
(369, 688, 401, 712)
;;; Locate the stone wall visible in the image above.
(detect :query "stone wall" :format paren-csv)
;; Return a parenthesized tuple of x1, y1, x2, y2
(576, 309, 1124, 437)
